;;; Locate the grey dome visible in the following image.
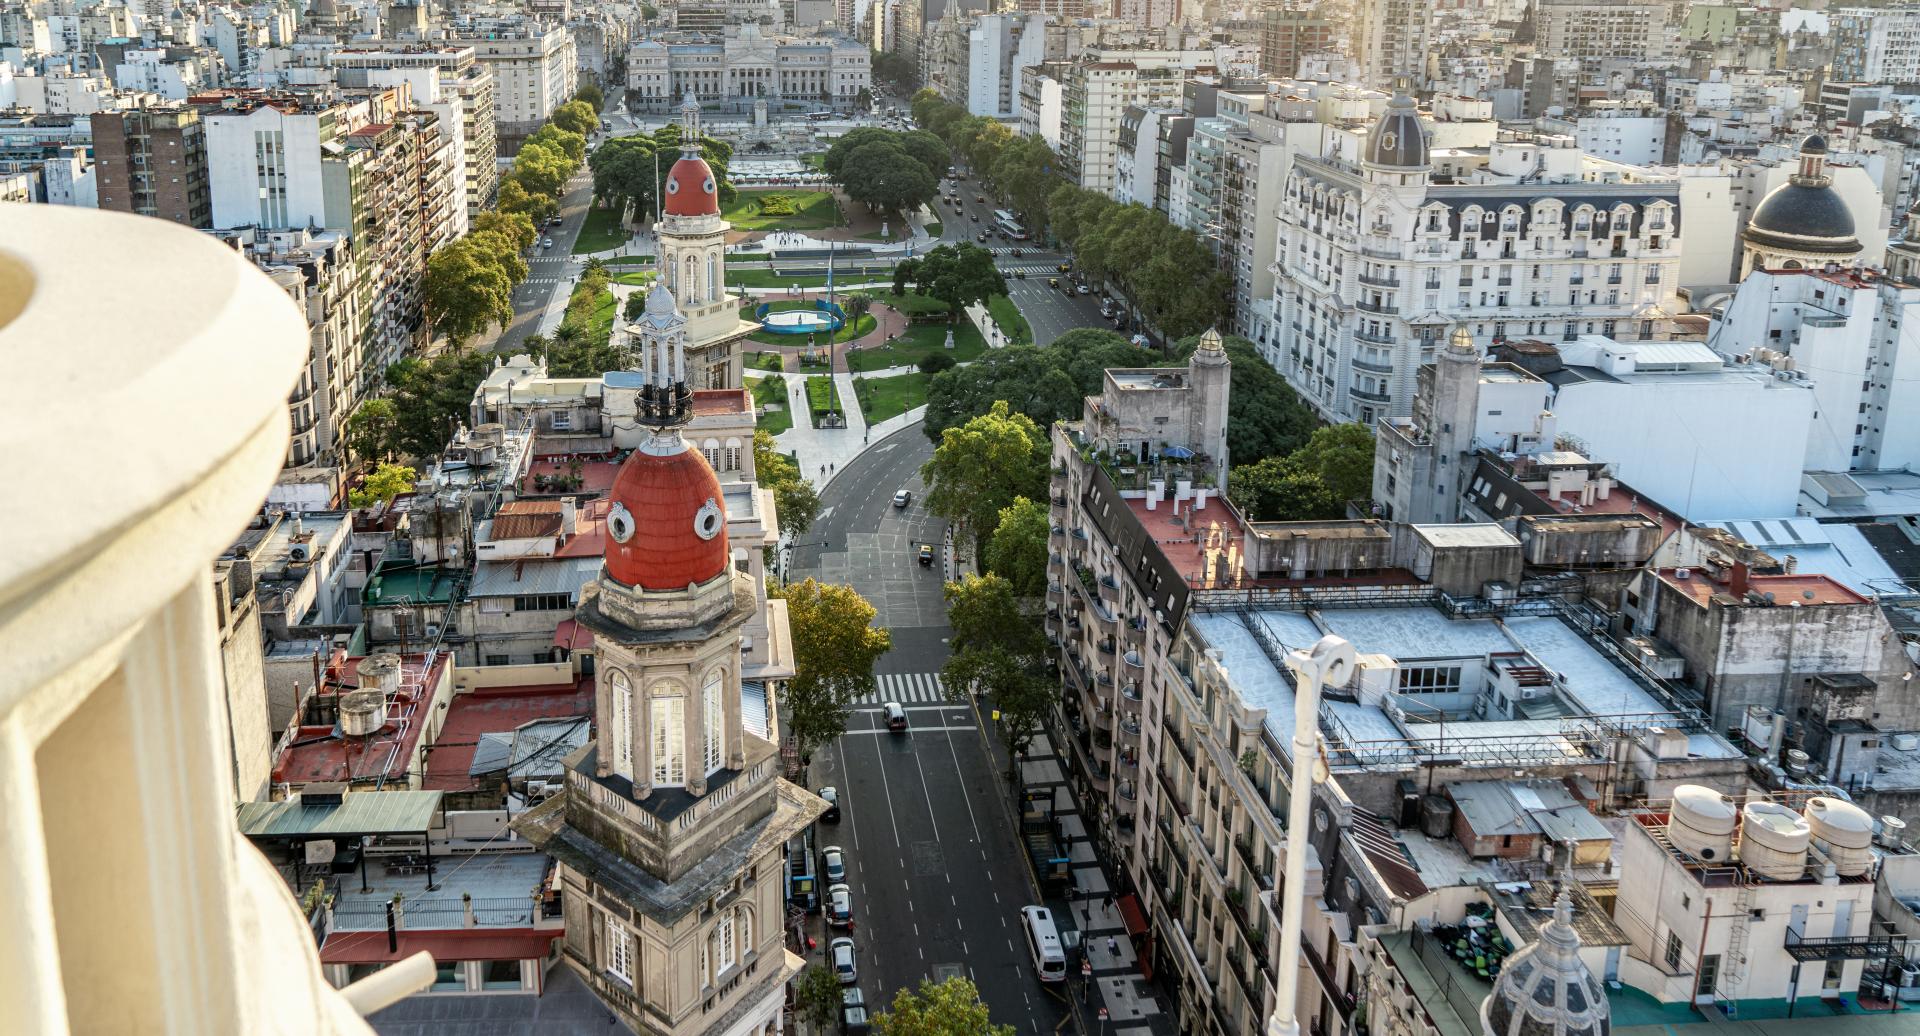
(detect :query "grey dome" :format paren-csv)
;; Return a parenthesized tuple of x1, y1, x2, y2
(1745, 182, 1859, 255)
(1481, 893, 1610, 1036)
(1366, 92, 1429, 169)
(1801, 133, 1828, 155)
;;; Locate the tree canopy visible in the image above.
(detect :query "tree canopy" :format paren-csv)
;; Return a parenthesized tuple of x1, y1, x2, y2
(1226, 421, 1376, 521)
(983, 496, 1050, 597)
(754, 430, 821, 538)
(423, 235, 517, 347)
(874, 977, 1015, 1036)
(871, 49, 919, 89)
(552, 99, 599, 137)
(921, 329, 1156, 441)
(349, 463, 417, 508)
(891, 242, 1005, 317)
(920, 401, 1050, 559)
(1170, 332, 1319, 464)
(838, 139, 939, 214)
(385, 351, 493, 460)
(572, 81, 604, 111)
(774, 578, 893, 756)
(341, 398, 402, 463)
(590, 127, 735, 222)
(1049, 184, 1230, 341)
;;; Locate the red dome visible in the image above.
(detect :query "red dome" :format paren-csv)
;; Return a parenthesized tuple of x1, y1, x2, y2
(663, 155, 720, 217)
(603, 441, 730, 591)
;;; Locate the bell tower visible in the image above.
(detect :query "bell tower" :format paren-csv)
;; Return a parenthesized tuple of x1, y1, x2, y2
(651, 92, 751, 391)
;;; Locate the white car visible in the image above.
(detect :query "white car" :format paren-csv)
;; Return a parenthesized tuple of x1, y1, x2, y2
(893, 489, 911, 508)
(827, 883, 853, 928)
(540, 237, 553, 249)
(822, 845, 846, 883)
(830, 937, 858, 984)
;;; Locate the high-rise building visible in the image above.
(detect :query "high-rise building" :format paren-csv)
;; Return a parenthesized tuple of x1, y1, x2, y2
(90, 106, 212, 227)
(331, 43, 502, 220)
(1258, 4, 1335, 79)
(468, 27, 578, 150)
(1830, 6, 1920, 84)
(1060, 50, 1216, 194)
(1533, 0, 1672, 65)
(1354, 0, 1430, 89)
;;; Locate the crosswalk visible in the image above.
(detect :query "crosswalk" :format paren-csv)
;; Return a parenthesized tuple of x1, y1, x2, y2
(854, 672, 950, 705)
(999, 262, 1066, 275)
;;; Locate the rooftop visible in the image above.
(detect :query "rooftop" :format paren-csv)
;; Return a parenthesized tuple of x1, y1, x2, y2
(1123, 494, 1244, 586)
(364, 560, 462, 607)
(327, 852, 554, 934)
(272, 651, 450, 787)
(422, 679, 593, 792)
(1656, 568, 1867, 607)
(520, 452, 621, 497)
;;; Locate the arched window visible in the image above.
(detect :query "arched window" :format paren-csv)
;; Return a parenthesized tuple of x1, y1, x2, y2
(702, 668, 724, 775)
(610, 669, 634, 778)
(724, 438, 742, 470)
(651, 690, 685, 786)
(684, 254, 698, 299)
(736, 905, 753, 956)
(707, 253, 719, 302)
(714, 910, 738, 973)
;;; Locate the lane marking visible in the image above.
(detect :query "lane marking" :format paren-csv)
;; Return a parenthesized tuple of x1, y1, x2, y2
(869, 717, 904, 848)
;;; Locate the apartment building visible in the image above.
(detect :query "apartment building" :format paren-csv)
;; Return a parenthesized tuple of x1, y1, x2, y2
(966, 13, 1049, 119)
(1354, 0, 1430, 90)
(90, 106, 211, 227)
(1534, 0, 1673, 66)
(1060, 50, 1216, 194)
(1831, 6, 1920, 85)
(1268, 94, 1684, 426)
(331, 43, 501, 220)
(1258, 4, 1335, 80)
(467, 27, 577, 149)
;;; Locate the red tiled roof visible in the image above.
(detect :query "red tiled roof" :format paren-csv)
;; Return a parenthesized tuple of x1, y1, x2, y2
(1124, 494, 1245, 585)
(520, 454, 622, 497)
(555, 499, 611, 558)
(273, 653, 450, 787)
(421, 678, 593, 792)
(1657, 568, 1866, 607)
(320, 927, 558, 965)
(604, 443, 729, 591)
(664, 154, 720, 217)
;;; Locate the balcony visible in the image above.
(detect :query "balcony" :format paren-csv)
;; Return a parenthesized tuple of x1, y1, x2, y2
(1357, 298, 1397, 315)
(1050, 524, 1064, 540)
(1358, 272, 1401, 288)
(1351, 385, 1391, 403)
(1354, 327, 1395, 346)
(1607, 275, 1623, 285)
(1353, 350, 1394, 374)
(0, 207, 434, 1032)
(1167, 729, 1196, 769)
(1122, 650, 1144, 670)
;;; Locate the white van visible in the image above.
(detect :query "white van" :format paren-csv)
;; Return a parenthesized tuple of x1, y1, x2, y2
(1020, 905, 1067, 983)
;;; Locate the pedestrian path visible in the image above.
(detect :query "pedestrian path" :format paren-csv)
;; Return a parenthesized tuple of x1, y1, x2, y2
(854, 672, 950, 705)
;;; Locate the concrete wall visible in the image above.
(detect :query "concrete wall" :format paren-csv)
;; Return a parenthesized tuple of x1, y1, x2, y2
(454, 659, 576, 691)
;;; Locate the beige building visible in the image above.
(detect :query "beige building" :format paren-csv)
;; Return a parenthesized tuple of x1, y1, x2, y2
(468, 27, 578, 148)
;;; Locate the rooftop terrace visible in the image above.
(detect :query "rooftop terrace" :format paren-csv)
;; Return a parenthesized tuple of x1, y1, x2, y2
(421, 679, 593, 792)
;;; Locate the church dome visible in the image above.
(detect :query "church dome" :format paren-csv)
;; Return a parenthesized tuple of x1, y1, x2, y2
(1743, 137, 1859, 258)
(1481, 893, 1611, 1036)
(1365, 91, 1429, 169)
(663, 154, 720, 218)
(603, 438, 730, 591)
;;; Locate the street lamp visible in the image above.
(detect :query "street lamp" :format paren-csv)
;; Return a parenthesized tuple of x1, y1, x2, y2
(1268, 634, 1355, 1036)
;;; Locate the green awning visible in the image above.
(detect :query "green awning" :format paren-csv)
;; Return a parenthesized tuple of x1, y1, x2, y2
(236, 790, 444, 839)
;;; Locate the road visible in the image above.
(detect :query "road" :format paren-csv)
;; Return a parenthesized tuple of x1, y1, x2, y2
(792, 424, 1073, 1035)
(934, 178, 1119, 347)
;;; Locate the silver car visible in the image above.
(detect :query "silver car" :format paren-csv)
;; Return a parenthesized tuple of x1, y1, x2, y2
(830, 937, 857, 984)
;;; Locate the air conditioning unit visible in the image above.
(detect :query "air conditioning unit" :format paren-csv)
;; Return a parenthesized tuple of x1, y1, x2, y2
(1520, 687, 1539, 700)
(289, 543, 311, 562)
(424, 624, 441, 640)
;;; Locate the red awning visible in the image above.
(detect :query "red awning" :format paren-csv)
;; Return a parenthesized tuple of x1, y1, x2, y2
(320, 927, 557, 965)
(552, 619, 594, 651)
(1118, 894, 1148, 936)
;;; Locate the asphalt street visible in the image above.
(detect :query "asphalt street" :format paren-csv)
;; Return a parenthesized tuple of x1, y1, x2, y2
(935, 180, 1118, 347)
(791, 423, 1073, 1034)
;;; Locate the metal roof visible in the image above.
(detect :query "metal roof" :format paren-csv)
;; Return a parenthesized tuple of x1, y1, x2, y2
(236, 790, 444, 838)
(1411, 523, 1520, 549)
(468, 555, 602, 599)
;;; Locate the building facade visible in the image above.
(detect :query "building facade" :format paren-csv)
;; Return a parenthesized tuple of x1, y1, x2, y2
(469, 28, 577, 149)
(331, 44, 501, 220)
(625, 27, 869, 113)
(90, 106, 212, 227)
(1831, 6, 1920, 85)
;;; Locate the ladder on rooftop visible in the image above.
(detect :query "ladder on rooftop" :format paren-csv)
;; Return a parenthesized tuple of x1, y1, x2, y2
(1722, 882, 1755, 997)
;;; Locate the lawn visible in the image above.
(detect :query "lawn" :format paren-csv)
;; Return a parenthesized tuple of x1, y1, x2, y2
(742, 301, 878, 346)
(879, 292, 953, 318)
(572, 205, 630, 254)
(804, 375, 842, 426)
(925, 221, 942, 237)
(721, 190, 842, 231)
(613, 271, 655, 287)
(747, 351, 784, 372)
(603, 255, 657, 266)
(853, 371, 930, 425)
(803, 153, 826, 170)
(986, 294, 1032, 344)
(846, 320, 985, 372)
(728, 267, 896, 290)
(750, 374, 792, 435)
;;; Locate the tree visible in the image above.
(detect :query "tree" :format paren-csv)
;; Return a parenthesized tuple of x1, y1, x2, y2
(386, 352, 494, 460)
(1172, 333, 1319, 464)
(918, 352, 955, 375)
(838, 139, 939, 215)
(873, 977, 1014, 1036)
(898, 243, 1004, 316)
(945, 573, 1043, 658)
(751, 430, 821, 537)
(423, 238, 514, 348)
(623, 290, 647, 322)
(984, 496, 1049, 596)
(573, 82, 605, 111)
(526, 123, 587, 165)
(1288, 423, 1377, 506)
(552, 99, 599, 138)
(842, 291, 872, 325)
(794, 965, 843, 1031)
(497, 178, 558, 224)
(349, 462, 418, 508)
(1226, 455, 1341, 522)
(509, 141, 573, 197)
(898, 129, 950, 180)
(823, 127, 896, 180)
(922, 347, 1080, 442)
(472, 210, 537, 255)
(920, 401, 1049, 560)
(871, 50, 919, 89)
(590, 135, 660, 220)
(341, 398, 403, 463)
(774, 579, 893, 756)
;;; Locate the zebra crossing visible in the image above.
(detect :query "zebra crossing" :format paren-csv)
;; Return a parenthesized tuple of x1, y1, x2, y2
(998, 262, 1063, 275)
(854, 672, 950, 705)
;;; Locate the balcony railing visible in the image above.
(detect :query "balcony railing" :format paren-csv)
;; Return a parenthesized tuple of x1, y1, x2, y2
(1354, 327, 1395, 346)
(1357, 272, 1401, 288)
(1351, 385, 1391, 403)
(1356, 298, 1397, 315)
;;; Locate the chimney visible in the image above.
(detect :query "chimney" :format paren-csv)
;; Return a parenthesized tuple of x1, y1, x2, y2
(1729, 561, 1750, 598)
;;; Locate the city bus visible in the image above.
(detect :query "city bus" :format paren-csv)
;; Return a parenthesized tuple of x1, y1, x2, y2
(805, 111, 834, 122)
(993, 210, 1028, 240)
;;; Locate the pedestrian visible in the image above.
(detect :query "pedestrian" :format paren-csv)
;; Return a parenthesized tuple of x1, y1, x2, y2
(1106, 935, 1119, 957)
(1105, 892, 1115, 913)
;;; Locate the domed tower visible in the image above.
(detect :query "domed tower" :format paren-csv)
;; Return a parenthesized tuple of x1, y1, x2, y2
(515, 282, 824, 1036)
(1480, 892, 1612, 1036)
(1363, 87, 1431, 182)
(651, 92, 752, 391)
(1741, 135, 1863, 276)
(1188, 328, 1233, 485)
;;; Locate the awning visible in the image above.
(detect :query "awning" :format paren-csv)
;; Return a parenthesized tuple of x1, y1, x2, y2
(320, 927, 558, 965)
(1162, 445, 1194, 460)
(552, 619, 594, 651)
(1118, 894, 1148, 936)
(235, 790, 444, 839)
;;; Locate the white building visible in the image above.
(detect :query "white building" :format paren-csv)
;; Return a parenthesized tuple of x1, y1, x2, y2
(965, 13, 1047, 119)
(1832, 6, 1920, 85)
(625, 26, 869, 113)
(467, 27, 577, 142)
(1269, 93, 1686, 426)
(204, 99, 334, 231)
(331, 43, 501, 221)
(1058, 50, 1216, 194)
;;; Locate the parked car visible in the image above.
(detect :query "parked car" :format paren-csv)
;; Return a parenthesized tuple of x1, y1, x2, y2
(893, 489, 911, 508)
(822, 845, 846, 883)
(1076, 283, 1092, 295)
(883, 701, 908, 732)
(831, 937, 858, 984)
(818, 786, 840, 823)
(826, 884, 854, 928)
(918, 544, 935, 566)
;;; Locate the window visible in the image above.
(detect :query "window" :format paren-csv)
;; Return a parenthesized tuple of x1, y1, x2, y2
(550, 411, 573, 431)
(714, 911, 738, 973)
(1664, 930, 1683, 970)
(652, 695, 686, 785)
(612, 670, 634, 778)
(606, 916, 634, 984)
(703, 669, 724, 775)
(482, 959, 522, 990)
(433, 960, 466, 991)
(511, 593, 571, 611)
(1399, 666, 1463, 693)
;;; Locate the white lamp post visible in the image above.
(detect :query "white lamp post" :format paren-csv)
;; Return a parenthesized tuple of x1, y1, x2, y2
(1268, 634, 1355, 1036)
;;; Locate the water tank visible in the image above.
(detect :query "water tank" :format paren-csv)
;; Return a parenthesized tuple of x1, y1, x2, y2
(1668, 785, 1738, 863)
(1784, 748, 1810, 778)
(1893, 733, 1920, 752)
(1805, 797, 1875, 876)
(358, 652, 404, 694)
(1879, 816, 1909, 850)
(1740, 801, 1811, 881)
(338, 689, 388, 738)
(1421, 795, 1454, 838)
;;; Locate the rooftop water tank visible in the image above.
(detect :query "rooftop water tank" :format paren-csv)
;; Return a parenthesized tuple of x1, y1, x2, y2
(1668, 784, 1737, 864)
(1805, 797, 1875, 877)
(1421, 795, 1454, 839)
(1879, 816, 1909, 850)
(358, 652, 403, 694)
(1741, 801, 1811, 881)
(338, 689, 388, 738)
(1893, 733, 1920, 752)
